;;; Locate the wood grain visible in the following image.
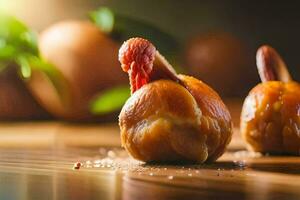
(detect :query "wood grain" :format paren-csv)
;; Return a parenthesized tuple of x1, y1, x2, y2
(0, 100, 299, 200)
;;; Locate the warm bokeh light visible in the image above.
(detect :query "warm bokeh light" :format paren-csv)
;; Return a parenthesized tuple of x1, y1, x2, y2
(0, 0, 96, 30)
(0, 0, 17, 12)
(0, 2, 300, 200)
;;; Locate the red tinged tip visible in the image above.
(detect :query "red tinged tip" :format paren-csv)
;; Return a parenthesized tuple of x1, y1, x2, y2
(118, 38, 156, 93)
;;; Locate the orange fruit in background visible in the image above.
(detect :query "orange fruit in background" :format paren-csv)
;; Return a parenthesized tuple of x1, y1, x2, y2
(27, 21, 127, 121)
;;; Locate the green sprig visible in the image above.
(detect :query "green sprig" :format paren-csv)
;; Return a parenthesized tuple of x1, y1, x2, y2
(0, 14, 68, 104)
(90, 86, 130, 115)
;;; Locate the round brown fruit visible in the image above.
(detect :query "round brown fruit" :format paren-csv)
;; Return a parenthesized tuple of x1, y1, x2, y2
(27, 21, 127, 121)
(185, 32, 257, 97)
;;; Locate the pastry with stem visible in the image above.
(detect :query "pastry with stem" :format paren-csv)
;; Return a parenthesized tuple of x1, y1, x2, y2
(241, 45, 300, 155)
(118, 38, 233, 163)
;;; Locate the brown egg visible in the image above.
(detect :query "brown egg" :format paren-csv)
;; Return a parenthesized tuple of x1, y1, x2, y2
(241, 45, 300, 155)
(27, 21, 127, 121)
(0, 66, 49, 120)
(185, 32, 257, 97)
(118, 38, 233, 163)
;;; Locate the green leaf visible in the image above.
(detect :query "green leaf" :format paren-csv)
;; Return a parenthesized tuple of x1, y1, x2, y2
(17, 55, 32, 79)
(90, 85, 130, 115)
(89, 7, 114, 33)
(28, 56, 68, 98)
(0, 14, 38, 68)
(0, 14, 67, 104)
(0, 44, 15, 59)
(0, 14, 27, 38)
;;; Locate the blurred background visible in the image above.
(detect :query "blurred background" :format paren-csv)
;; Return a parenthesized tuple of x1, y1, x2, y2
(1, 2, 300, 199)
(0, 0, 299, 122)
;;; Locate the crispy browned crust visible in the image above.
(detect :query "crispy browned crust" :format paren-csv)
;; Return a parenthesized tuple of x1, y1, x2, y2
(119, 75, 233, 163)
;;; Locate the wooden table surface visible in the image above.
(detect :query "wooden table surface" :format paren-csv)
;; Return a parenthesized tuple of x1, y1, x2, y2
(0, 100, 299, 200)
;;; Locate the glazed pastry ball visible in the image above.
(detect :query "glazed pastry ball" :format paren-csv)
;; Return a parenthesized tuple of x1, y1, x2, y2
(118, 38, 233, 163)
(241, 45, 300, 155)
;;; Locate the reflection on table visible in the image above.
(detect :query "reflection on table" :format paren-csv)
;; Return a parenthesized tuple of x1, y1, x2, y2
(0, 146, 300, 200)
